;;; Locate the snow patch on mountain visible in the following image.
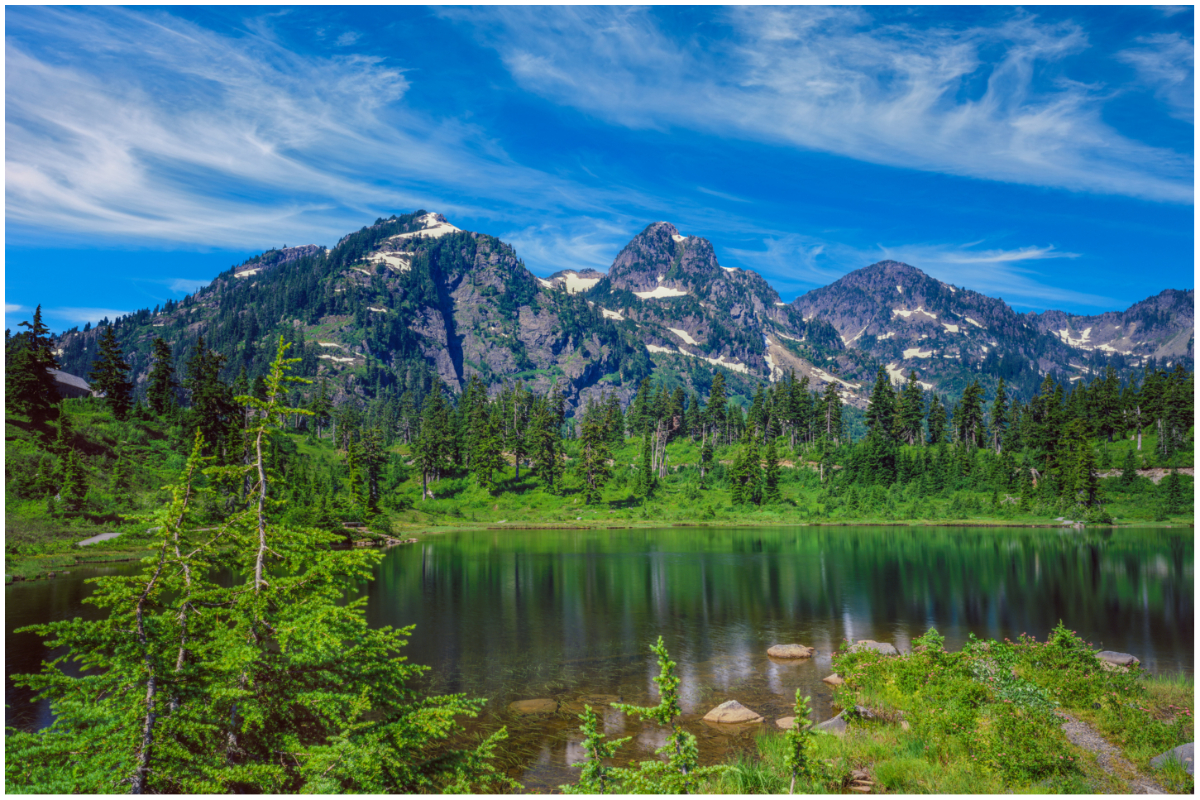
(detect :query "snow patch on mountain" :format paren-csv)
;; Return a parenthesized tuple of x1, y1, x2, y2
(388, 212, 460, 241)
(371, 253, 412, 272)
(537, 278, 554, 289)
(811, 367, 860, 391)
(942, 323, 960, 333)
(964, 316, 984, 328)
(644, 343, 750, 375)
(601, 307, 625, 321)
(671, 234, 686, 243)
(634, 286, 689, 300)
(885, 363, 933, 390)
(892, 307, 938, 320)
(668, 327, 698, 345)
(368, 306, 387, 313)
(902, 347, 933, 359)
(1055, 327, 1093, 347)
(878, 331, 895, 340)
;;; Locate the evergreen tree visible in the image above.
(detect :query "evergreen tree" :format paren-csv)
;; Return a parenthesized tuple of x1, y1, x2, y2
(927, 394, 947, 445)
(146, 337, 178, 416)
(822, 381, 843, 444)
(360, 427, 387, 512)
(864, 367, 896, 441)
(472, 406, 506, 492)
(184, 336, 236, 459)
(1162, 468, 1186, 513)
(1119, 448, 1138, 489)
(636, 431, 654, 496)
(699, 438, 714, 487)
(763, 437, 782, 504)
(6, 305, 60, 421)
(111, 448, 133, 505)
(989, 378, 1008, 453)
(577, 403, 613, 505)
(58, 449, 87, 514)
(896, 372, 926, 446)
(955, 380, 986, 449)
(707, 372, 728, 444)
(88, 324, 134, 420)
(414, 385, 451, 499)
(8, 341, 515, 793)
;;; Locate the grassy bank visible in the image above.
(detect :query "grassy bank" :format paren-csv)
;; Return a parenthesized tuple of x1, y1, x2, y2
(697, 626, 1193, 795)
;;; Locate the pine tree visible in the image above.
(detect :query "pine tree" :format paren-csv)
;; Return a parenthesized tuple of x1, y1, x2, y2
(990, 378, 1008, 453)
(1119, 448, 1138, 489)
(927, 394, 947, 445)
(763, 437, 782, 504)
(6, 305, 60, 421)
(707, 372, 728, 445)
(88, 324, 134, 420)
(637, 431, 654, 496)
(414, 386, 451, 499)
(472, 406, 506, 492)
(1162, 468, 1186, 513)
(8, 340, 516, 793)
(360, 427, 387, 512)
(58, 449, 87, 514)
(864, 367, 896, 441)
(146, 337, 178, 416)
(896, 372, 926, 446)
(822, 381, 843, 444)
(111, 449, 133, 504)
(577, 404, 613, 505)
(699, 438, 714, 487)
(729, 446, 746, 505)
(955, 380, 986, 449)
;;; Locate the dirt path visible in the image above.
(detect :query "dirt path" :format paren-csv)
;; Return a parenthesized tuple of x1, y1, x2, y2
(1057, 711, 1164, 794)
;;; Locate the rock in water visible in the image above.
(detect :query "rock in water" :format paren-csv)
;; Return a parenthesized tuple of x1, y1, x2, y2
(849, 639, 900, 656)
(822, 673, 845, 686)
(814, 712, 847, 736)
(1095, 650, 1140, 667)
(702, 700, 765, 724)
(508, 698, 558, 715)
(776, 716, 796, 730)
(767, 644, 815, 659)
(1151, 743, 1194, 776)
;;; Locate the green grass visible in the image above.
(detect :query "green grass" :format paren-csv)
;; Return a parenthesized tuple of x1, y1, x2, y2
(697, 628, 1193, 794)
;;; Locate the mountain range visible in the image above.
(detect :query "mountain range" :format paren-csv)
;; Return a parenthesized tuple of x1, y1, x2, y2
(52, 211, 1194, 412)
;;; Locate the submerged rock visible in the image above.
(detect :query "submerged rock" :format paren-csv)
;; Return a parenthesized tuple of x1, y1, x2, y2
(1151, 743, 1194, 776)
(849, 639, 900, 656)
(768, 644, 815, 659)
(508, 698, 558, 715)
(702, 700, 764, 724)
(822, 673, 845, 686)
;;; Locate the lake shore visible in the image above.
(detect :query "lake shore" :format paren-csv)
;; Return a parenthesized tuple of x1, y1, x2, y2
(6, 512, 1193, 584)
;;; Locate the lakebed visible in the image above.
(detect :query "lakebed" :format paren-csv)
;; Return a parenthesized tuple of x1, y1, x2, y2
(6, 524, 1192, 791)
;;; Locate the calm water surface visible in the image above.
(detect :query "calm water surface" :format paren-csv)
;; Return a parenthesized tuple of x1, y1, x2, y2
(7, 526, 1193, 790)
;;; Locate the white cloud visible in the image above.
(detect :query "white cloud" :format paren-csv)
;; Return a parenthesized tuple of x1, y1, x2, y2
(4, 7, 649, 250)
(335, 31, 361, 47)
(503, 219, 632, 276)
(1118, 33, 1194, 122)
(454, 7, 1193, 203)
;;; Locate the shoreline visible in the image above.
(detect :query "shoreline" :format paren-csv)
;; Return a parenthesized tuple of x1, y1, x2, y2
(6, 516, 1191, 585)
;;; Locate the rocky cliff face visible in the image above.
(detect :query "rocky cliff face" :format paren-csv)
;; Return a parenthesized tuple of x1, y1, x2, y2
(52, 213, 1193, 415)
(1027, 288, 1194, 362)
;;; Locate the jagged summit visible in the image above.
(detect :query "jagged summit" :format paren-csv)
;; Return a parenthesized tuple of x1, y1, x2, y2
(50, 209, 1193, 419)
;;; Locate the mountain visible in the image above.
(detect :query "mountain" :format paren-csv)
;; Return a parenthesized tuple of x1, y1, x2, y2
(51, 212, 1193, 414)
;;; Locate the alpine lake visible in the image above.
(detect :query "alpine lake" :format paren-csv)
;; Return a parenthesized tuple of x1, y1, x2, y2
(6, 525, 1193, 792)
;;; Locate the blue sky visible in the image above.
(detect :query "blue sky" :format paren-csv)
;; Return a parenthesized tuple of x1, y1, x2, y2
(5, 5, 1194, 334)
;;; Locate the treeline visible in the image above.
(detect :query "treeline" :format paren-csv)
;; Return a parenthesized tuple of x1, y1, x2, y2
(5, 303, 1193, 529)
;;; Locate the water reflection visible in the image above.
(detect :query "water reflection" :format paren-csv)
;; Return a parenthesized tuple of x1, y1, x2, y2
(7, 526, 1193, 791)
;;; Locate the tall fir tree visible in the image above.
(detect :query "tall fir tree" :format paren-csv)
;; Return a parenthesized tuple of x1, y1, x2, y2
(88, 324, 134, 421)
(146, 337, 178, 416)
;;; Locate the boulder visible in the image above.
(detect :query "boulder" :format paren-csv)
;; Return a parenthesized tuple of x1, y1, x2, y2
(767, 644, 815, 659)
(702, 700, 764, 724)
(776, 716, 796, 730)
(508, 698, 558, 715)
(850, 639, 900, 656)
(1150, 742, 1194, 776)
(813, 712, 847, 736)
(822, 673, 845, 686)
(1095, 650, 1140, 668)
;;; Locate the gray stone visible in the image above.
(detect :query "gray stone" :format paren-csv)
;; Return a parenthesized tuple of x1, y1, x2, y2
(703, 700, 764, 724)
(814, 712, 847, 736)
(822, 673, 845, 686)
(1095, 650, 1140, 667)
(767, 643, 815, 659)
(775, 716, 796, 730)
(850, 639, 900, 656)
(1150, 743, 1193, 776)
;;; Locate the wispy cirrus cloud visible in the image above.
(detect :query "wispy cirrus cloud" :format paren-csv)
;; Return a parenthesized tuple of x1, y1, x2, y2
(3, 7, 654, 250)
(452, 6, 1193, 203)
(1118, 33, 1194, 122)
